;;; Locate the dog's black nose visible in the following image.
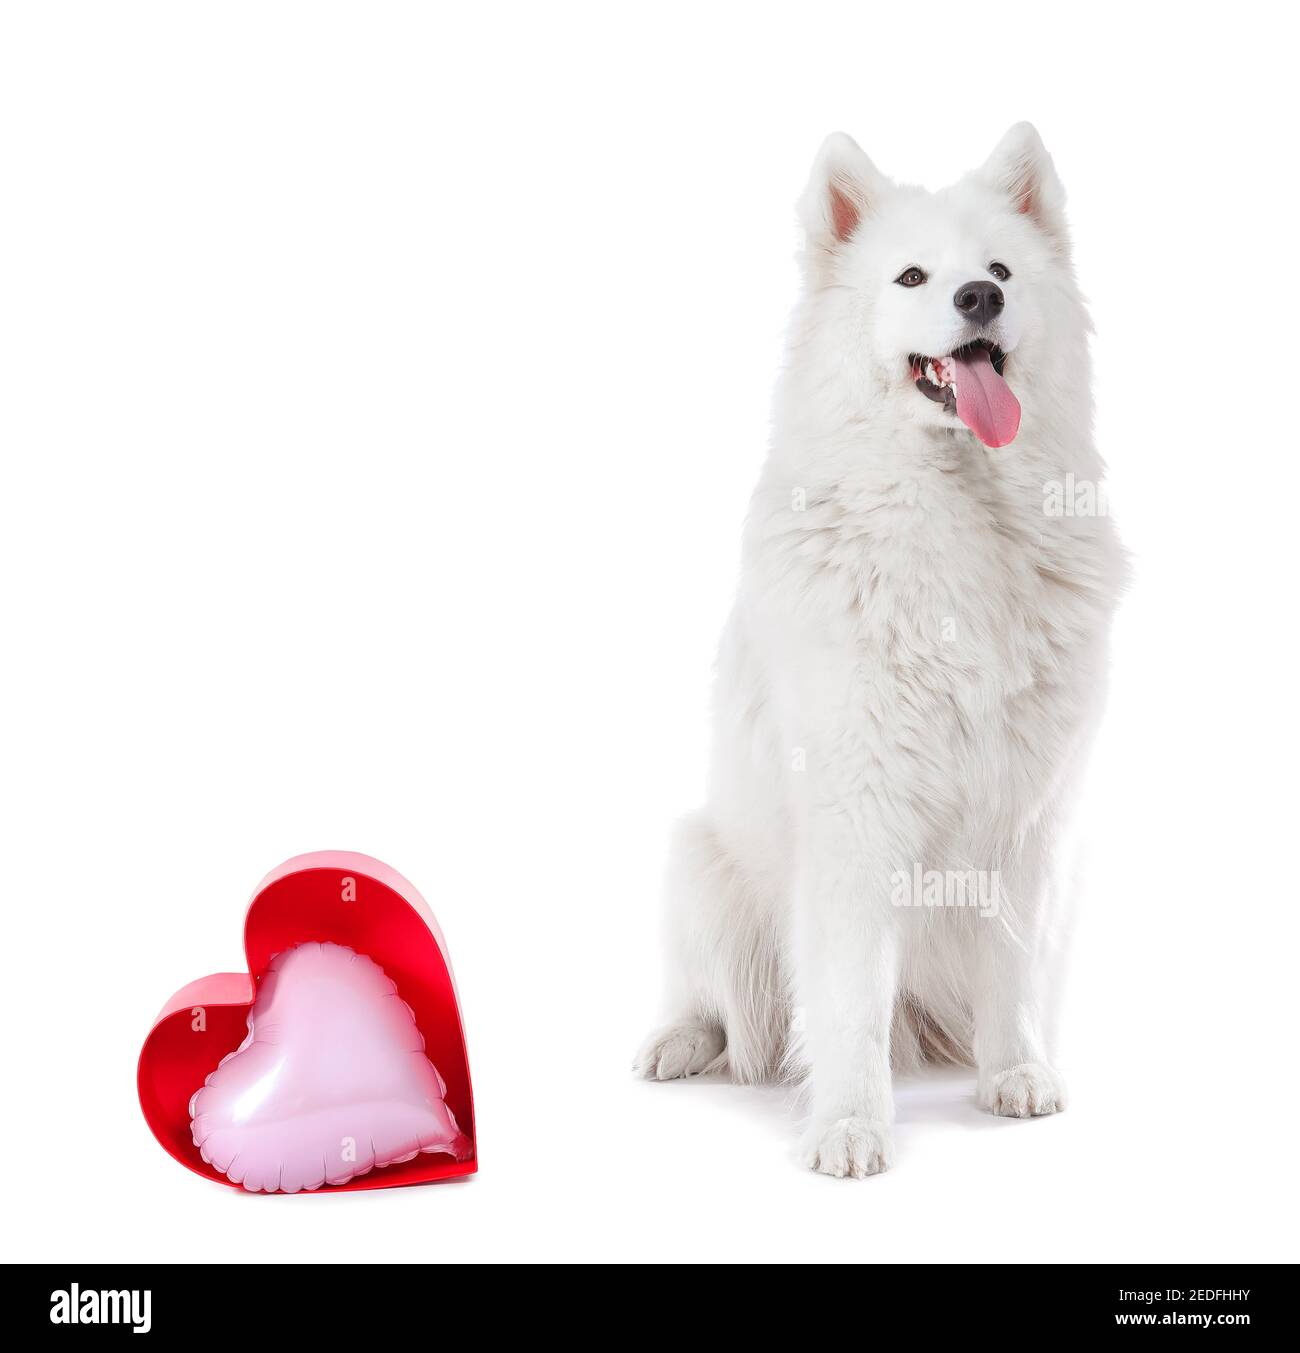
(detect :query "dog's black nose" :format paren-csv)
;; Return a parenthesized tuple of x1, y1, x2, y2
(953, 280, 1005, 327)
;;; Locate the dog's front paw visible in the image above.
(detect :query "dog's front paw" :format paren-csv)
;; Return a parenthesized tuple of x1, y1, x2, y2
(634, 1021, 725, 1080)
(979, 1062, 1067, 1118)
(801, 1117, 893, 1179)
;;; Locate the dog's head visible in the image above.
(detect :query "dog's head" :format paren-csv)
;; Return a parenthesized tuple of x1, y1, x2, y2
(796, 124, 1081, 449)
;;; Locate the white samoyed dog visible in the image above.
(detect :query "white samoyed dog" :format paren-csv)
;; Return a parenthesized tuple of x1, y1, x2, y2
(636, 124, 1125, 1177)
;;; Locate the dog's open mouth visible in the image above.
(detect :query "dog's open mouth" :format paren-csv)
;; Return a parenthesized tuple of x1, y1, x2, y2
(909, 340, 1020, 448)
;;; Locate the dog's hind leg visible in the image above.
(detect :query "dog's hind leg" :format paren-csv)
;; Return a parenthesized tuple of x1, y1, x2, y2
(635, 811, 786, 1084)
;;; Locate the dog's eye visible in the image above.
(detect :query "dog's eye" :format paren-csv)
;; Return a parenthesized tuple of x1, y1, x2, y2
(895, 266, 927, 287)
(988, 261, 1011, 281)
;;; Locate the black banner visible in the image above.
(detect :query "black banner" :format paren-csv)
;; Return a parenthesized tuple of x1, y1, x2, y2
(9, 1263, 1284, 1336)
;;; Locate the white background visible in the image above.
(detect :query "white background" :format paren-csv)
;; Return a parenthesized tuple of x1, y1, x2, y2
(3, 0, 1297, 1264)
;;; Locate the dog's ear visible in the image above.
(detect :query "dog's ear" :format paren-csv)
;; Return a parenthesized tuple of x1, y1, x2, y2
(981, 122, 1067, 240)
(799, 133, 888, 251)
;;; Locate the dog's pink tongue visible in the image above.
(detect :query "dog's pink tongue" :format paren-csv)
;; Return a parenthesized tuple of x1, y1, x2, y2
(952, 347, 1021, 448)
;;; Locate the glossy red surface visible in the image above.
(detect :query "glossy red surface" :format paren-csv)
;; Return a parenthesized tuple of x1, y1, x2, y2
(137, 852, 476, 1192)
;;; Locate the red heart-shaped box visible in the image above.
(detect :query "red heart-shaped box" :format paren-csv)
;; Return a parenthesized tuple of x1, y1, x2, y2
(138, 851, 476, 1191)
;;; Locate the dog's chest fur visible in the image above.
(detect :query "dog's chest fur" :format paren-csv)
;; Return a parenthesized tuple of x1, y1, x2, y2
(742, 433, 1117, 832)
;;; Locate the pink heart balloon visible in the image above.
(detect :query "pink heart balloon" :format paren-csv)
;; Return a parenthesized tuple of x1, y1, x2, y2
(189, 941, 470, 1193)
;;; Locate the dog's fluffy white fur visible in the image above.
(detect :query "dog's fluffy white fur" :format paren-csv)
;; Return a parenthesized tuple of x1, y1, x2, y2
(636, 125, 1125, 1177)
